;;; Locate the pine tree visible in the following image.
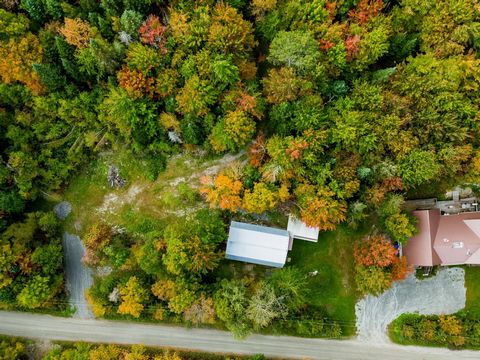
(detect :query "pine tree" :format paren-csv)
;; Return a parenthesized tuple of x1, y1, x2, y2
(32, 63, 66, 92)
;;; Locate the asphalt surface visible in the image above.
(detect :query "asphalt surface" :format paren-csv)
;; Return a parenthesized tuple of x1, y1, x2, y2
(62, 232, 94, 319)
(0, 311, 478, 359)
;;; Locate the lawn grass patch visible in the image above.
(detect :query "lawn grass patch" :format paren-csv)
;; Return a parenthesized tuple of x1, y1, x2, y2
(465, 266, 480, 313)
(288, 223, 369, 336)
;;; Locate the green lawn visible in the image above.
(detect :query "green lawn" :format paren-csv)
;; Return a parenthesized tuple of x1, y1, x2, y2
(61, 148, 235, 236)
(465, 266, 480, 313)
(288, 223, 369, 336)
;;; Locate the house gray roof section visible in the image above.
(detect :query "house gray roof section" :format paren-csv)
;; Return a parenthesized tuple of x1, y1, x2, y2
(287, 215, 319, 242)
(230, 221, 290, 237)
(225, 221, 290, 268)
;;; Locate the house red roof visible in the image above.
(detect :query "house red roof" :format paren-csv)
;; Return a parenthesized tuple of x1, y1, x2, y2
(404, 209, 480, 266)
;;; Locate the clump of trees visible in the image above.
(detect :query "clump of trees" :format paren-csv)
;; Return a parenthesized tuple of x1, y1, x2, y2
(84, 209, 338, 338)
(0, 337, 27, 360)
(354, 234, 412, 295)
(390, 312, 480, 349)
(39, 341, 267, 359)
(0, 211, 64, 310)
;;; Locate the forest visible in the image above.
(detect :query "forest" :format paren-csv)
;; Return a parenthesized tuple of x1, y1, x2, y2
(1, 0, 480, 341)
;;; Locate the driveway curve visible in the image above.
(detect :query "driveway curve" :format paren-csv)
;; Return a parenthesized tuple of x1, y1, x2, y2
(355, 267, 466, 343)
(62, 232, 94, 319)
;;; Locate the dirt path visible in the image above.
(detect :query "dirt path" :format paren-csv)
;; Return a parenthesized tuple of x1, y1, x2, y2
(62, 232, 94, 319)
(355, 267, 466, 343)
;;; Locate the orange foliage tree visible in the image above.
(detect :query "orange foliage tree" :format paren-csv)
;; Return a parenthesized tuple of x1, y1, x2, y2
(390, 256, 413, 281)
(200, 173, 243, 212)
(117, 65, 154, 98)
(248, 133, 268, 168)
(0, 33, 43, 94)
(60, 18, 95, 48)
(354, 234, 397, 267)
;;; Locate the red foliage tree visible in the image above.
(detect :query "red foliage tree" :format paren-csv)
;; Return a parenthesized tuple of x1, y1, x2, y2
(348, 0, 383, 24)
(345, 35, 361, 61)
(381, 176, 404, 192)
(354, 234, 398, 267)
(139, 15, 168, 53)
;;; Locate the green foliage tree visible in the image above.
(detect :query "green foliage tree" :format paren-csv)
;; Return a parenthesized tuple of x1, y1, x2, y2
(17, 274, 59, 308)
(214, 279, 252, 339)
(0, 338, 27, 360)
(246, 281, 285, 329)
(268, 31, 320, 73)
(162, 210, 226, 276)
(355, 265, 392, 296)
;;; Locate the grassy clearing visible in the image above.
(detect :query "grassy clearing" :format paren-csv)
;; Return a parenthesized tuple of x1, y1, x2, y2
(288, 223, 369, 336)
(465, 266, 480, 313)
(61, 148, 242, 236)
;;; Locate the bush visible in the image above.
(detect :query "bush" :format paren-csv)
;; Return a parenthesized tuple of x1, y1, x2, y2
(389, 312, 480, 349)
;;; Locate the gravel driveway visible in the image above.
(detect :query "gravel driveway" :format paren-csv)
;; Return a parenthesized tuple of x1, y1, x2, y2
(355, 267, 466, 343)
(62, 232, 94, 319)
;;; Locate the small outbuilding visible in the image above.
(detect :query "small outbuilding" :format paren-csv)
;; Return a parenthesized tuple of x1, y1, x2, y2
(225, 221, 291, 268)
(287, 216, 319, 242)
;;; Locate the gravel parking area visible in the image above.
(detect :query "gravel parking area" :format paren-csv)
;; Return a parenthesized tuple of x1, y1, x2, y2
(355, 267, 466, 343)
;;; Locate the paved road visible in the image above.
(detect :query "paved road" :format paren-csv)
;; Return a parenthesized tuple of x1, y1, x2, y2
(0, 311, 478, 359)
(62, 232, 94, 319)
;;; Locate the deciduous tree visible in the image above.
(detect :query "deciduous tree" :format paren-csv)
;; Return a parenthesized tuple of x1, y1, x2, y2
(118, 276, 148, 318)
(354, 234, 397, 267)
(60, 18, 95, 48)
(200, 173, 243, 212)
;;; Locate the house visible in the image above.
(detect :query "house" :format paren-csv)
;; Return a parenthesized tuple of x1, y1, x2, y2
(287, 216, 319, 242)
(225, 221, 291, 268)
(403, 209, 480, 266)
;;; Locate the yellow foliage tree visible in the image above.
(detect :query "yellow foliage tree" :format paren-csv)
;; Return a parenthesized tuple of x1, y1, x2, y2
(438, 315, 462, 336)
(89, 345, 122, 360)
(154, 352, 183, 360)
(208, 2, 256, 57)
(262, 67, 310, 104)
(118, 276, 147, 318)
(242, 182, 279, 213)
(295, 185, 347, 230)
(209, 110, 256, 153)
(85, 290, 107, 317)
(151, 279, 176, 301)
